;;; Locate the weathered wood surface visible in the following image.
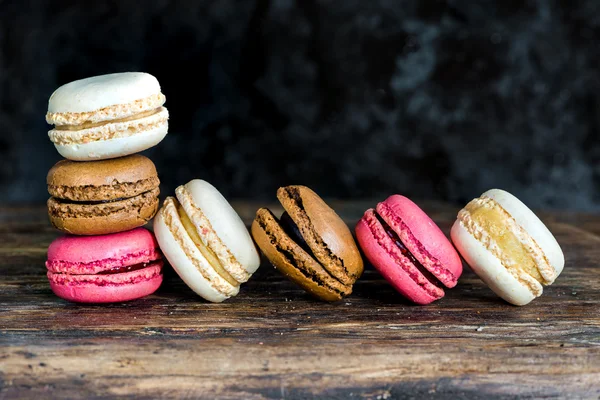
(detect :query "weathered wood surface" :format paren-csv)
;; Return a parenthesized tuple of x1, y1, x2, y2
(0, 203, 599, 399)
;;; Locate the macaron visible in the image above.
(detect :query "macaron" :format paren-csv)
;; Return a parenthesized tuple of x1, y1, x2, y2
(46, 228, 163, 303)
(47, 154, 160, 235)
(451, 189, 565, 306)
(355, 195, 462, 305)
(153, 179, 260, 302)
(251, 185, 364, 302)
(46, 72, 168, 161)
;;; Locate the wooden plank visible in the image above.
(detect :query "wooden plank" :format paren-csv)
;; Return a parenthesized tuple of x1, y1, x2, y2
(0, 206, 599, 399)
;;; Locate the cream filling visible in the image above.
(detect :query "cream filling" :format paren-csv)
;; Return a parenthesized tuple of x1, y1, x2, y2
(160, 197, 237, 295)
(176, 185, 251, 283)
(48, 107, 168, 145)
(458, 196, 554, 294)
(46, 92, 166, 126)
(55, 108, 162, 131)
(175, 202, 238, 286)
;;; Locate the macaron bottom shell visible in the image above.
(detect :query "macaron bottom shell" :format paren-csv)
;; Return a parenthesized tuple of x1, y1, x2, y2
(451, 220, 536, 306)
(47, 190, 159, 236)
(53, 123, 168, 161)
(48, 261, 163, 303)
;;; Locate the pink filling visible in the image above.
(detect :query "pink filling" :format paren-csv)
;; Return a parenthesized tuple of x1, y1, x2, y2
(376, 202, 457, 287)
(47, 261, 163, 287)
(46, 249, 162, 275)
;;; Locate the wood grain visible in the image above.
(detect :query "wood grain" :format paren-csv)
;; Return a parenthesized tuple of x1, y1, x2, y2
(0, 205, 599, 399)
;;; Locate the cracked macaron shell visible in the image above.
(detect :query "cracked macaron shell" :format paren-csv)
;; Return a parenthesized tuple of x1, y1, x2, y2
(276, 185, 364, 285)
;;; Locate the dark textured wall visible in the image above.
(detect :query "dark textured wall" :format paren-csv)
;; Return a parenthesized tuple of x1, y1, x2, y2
(1, 0, 599, 210)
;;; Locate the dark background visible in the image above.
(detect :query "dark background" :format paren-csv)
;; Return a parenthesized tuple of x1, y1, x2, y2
(1, 0, 599, 210)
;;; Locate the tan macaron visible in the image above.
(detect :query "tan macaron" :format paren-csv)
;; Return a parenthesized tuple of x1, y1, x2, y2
(47, 155, 160, 235)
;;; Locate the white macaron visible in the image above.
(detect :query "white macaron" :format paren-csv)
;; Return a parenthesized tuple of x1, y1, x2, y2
(153, 179, 260, 302)
(46, 72, 168, 161)
(451, 189, 564, 306)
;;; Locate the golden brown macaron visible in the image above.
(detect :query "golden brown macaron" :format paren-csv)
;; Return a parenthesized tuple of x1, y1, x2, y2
(251, 185, 363, 301)
(47, 155, 160, 235)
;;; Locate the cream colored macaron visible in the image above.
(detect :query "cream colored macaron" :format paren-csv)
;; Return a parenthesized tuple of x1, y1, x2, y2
(153, 179, 260, 302)
(451, 189, 564, 306)
(46, 72, 168, 161)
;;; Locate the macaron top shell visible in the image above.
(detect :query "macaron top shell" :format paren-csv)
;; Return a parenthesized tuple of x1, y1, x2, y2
(377, 195, 462, 286)
(47, 72, 162, 115)
(277, 185, 363, 284)
(482, 189, 564, 277)
(46, 227, 161, 274)
(47, 155, 159, 201)
(176, 179, 260, 279)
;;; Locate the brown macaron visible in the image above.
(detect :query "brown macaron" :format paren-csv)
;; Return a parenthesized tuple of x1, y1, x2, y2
(47, 155, 160, 235)
(251, 185, 363, 301)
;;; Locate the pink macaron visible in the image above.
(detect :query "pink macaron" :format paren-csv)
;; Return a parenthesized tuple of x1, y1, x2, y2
(355, 195, 462, 304)
(46, 227, 163, 303)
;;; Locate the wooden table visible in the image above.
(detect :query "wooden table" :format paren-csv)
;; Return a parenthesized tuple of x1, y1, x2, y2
(1, 202, 599, 399)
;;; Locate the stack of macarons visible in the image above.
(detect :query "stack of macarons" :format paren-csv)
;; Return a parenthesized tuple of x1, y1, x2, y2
(45, 72, 168, 303)
(44, 72, 262, 304)
(43, 72, 566, 308)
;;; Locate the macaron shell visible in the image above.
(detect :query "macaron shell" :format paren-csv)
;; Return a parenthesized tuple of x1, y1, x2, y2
(277, 186, 363, 284)
(177, 180, 260, 279)
(47, 190, 159, 235)
(377, 195, 462, 285)
(482, 189, 565, 277)
(451, 220, 536, 306)
(48, 72, 162, 114)
(153, 200, 236, 302)
(356, 211, 442, 304)
(47, 155, 159, 201)
(52, 123, 168, 161)
(48, 263, 163, 303)
(46, 227, 161, 274)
